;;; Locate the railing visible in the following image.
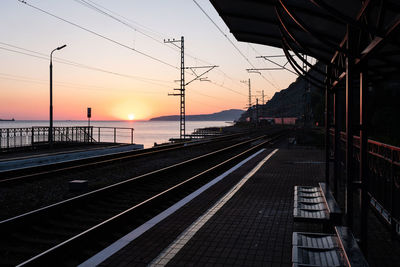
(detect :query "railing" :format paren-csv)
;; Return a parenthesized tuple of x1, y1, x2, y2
(91, 127, 134, 144)
(184, 127, 223, 139)
(330, 129, 400, 235)
(0, 126, 134, 150)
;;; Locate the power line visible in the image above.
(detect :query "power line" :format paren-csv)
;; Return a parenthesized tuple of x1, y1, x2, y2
(18, 0, 251, 100)
(74, 0, 204, 68)
(0, 72, 163, 94)
(0, 72, 246, 115)
(0, 42, 174, 86)
(192, 0, 250, 66)
(0, 71, 243, 110)
(17, 0, 179, 70)
(72, 0, 223, 80)
(248, 44, 282, 89)
(0, 45, 247, 110)
(209, 81, 246, 96)
(0, 42, 248, 101)
(71, 0, 246, 91)
(0, 45, 176, 90)
(192, 0, 279, 91)
(188, 98, 238, 109)
(17, 0, 247, 97)
(72, 0, 219, 72)
(71, 0, 174, 50)
(80, 0, 167, 39)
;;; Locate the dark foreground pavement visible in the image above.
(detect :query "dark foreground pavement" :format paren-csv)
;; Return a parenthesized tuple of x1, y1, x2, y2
(92, 144, 399, 266)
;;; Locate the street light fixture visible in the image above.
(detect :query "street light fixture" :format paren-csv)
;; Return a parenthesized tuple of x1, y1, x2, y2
(49, 44, 66, 146)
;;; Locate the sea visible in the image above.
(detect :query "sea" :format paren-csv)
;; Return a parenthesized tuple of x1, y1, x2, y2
(0, 120, 232, 148)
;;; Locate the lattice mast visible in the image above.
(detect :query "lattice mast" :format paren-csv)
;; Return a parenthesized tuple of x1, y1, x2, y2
(165, 36, 217, 139)
(241, 79, 252, 109)
(248, 78, 251, 109)
(165, 36, 185, 139)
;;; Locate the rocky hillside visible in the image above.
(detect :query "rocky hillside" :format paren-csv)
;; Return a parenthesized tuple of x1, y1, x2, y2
(239, 62, 325, 125)
(150, 109, 244, 121)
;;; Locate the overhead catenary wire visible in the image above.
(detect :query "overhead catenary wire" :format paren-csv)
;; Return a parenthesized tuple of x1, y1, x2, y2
(209, 81, 246, 96)
(71, 0, 247, 90)
(0, 72, 163, 94)
(0, 41, 175, 85)
(0, 70, 243, 110)
(0, 44, 175, 88)
(0, 46, 247, 109)
(12, 1, 250, 106)
(189, 88, 243, 103)
(0, 72, 243, 110)
(76, 0, 167, 39)
(192, 0, 280, 91)
(188, 98, 231, 109)
(247, 44, 282, 89)
(75, 0, 212, 69)
(0, 72, 160, 92)
(0, 42, 247, 102)
(16, 1, 249, 97)
(71, 0, 176, 50)
(17, 0, 179, 70)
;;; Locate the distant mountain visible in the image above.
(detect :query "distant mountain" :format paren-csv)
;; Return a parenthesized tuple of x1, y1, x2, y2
(150, 109, 244, 121)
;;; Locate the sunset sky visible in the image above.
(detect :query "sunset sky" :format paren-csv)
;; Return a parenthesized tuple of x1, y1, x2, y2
(1, 0, 299, 120)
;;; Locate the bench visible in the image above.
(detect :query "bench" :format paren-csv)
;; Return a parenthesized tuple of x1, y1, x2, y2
(294, 182, 342, 226)
(292, 226, 369, 266)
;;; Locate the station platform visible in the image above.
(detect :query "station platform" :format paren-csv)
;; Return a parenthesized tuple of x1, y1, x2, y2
(0, 144, 143, 171)
(80, 144, 399, 266)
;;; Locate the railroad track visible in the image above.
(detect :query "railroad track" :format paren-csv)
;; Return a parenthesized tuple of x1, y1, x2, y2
(0, 131, 285, 266)
(0, 132, 252, 186)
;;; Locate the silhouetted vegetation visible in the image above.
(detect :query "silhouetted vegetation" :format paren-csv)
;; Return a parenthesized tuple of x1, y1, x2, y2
(369, 79, 400, 146)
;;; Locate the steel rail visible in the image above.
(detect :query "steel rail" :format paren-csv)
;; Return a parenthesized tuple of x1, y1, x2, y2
(0, 132, 248, 185)
(0, 131, 285, 266)
(0, 134, 267, 224)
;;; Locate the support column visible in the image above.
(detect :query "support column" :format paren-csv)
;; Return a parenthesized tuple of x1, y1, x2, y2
(325, 65, 331, 187)
(359, 65, 369, 253)
(333, 88, 340, 197)
(345, 25, 356, 228)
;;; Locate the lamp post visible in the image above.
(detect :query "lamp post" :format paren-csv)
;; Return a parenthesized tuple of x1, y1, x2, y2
(49, 44, 66, 146)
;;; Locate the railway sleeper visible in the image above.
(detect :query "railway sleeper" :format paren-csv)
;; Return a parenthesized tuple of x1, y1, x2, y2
(30, 224, 80, 237)
(59, 213, 108, 227)
(0, 133, 285, 266)
(0, 248, 37, 265)
(74, 204, 133, 219)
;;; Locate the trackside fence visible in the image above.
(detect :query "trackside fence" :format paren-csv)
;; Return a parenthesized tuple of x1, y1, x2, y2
(329, 129, 400, 236)
(0, 126, 134, 150)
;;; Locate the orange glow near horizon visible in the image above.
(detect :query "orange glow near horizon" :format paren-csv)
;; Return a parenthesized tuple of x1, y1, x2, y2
(0, 1, 299, 121)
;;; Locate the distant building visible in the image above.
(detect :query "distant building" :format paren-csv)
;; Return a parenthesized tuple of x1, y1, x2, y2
(259, 117, 298, 125)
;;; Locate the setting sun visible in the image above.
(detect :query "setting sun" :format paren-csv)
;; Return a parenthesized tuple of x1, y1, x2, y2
(128, 114, 135, 120)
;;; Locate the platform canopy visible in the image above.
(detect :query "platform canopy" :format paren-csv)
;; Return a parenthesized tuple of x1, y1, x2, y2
(211, 1, 400, 255)
(210, 0, 400, 84)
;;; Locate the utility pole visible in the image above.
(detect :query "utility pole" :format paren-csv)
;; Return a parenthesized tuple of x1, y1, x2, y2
(165, 37, 185, 139)
(303, 54, 310, 127)
(165, 36, 218, 140)
(256, 98, 259, 127)
(262, 90, 265, 104)
(256, 90, 265, 104)
(241, 79, 251, 109)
